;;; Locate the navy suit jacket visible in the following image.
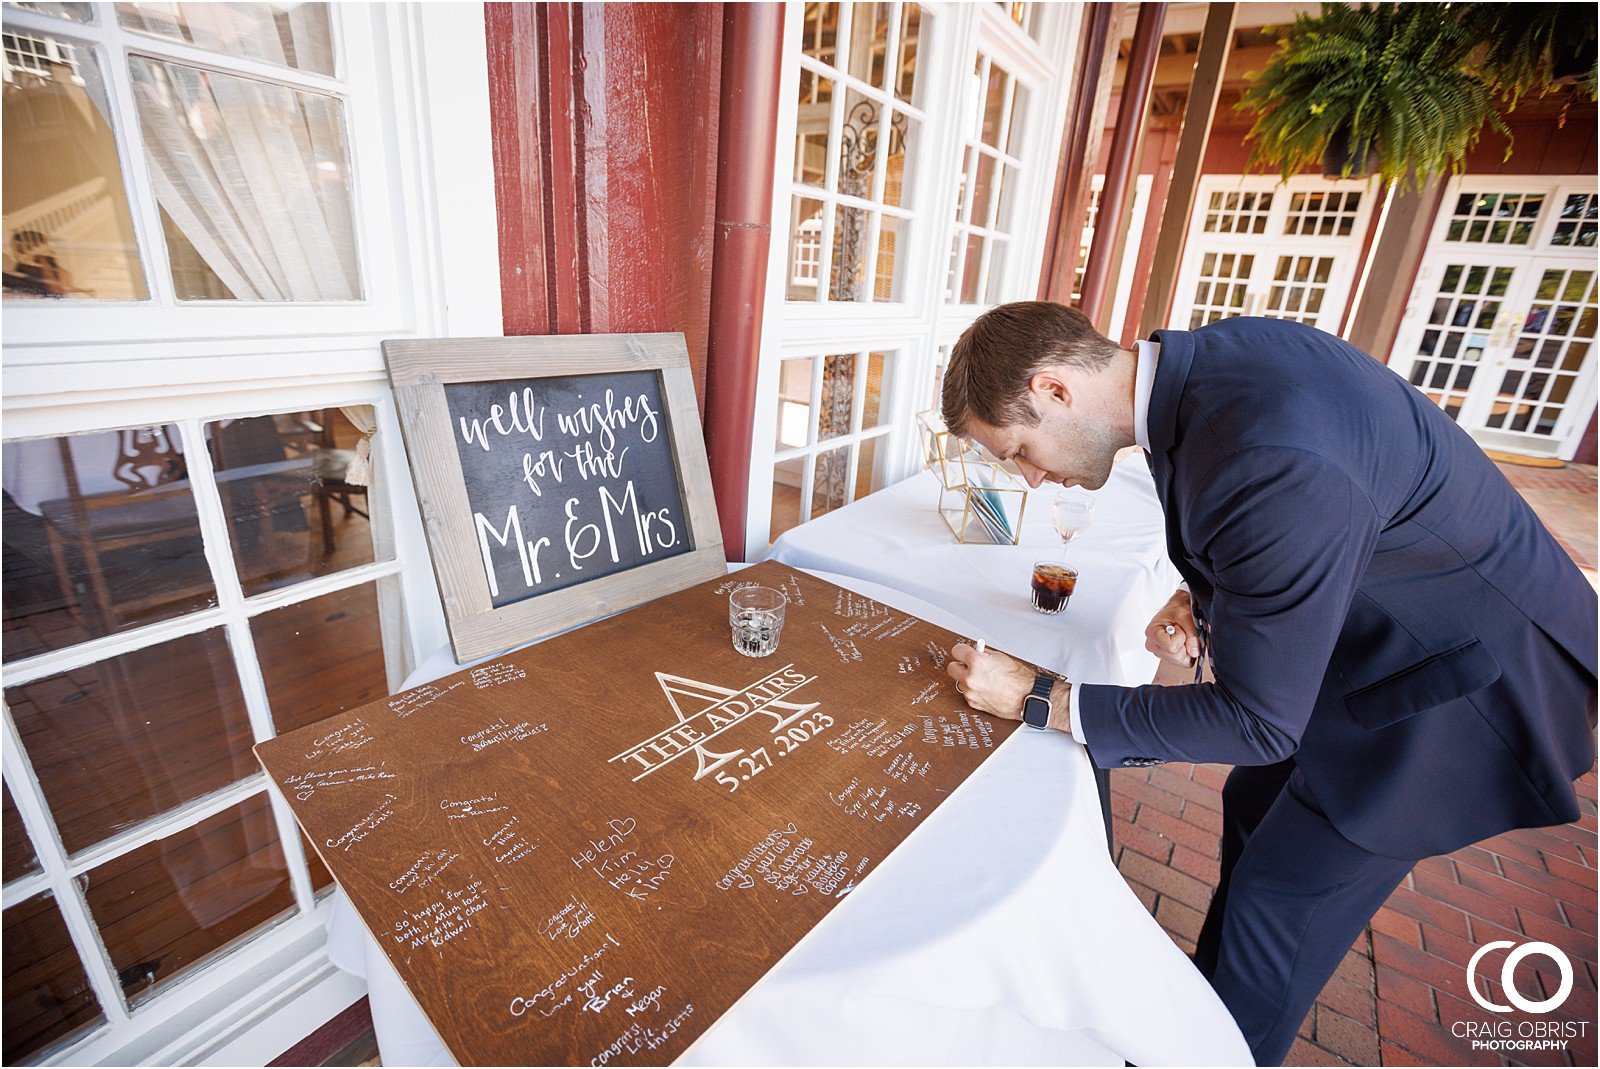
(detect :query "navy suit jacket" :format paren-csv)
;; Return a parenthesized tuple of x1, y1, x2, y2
(1078, 318, 1597, 858)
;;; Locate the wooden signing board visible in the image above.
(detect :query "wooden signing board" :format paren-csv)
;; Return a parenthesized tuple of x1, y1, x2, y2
(383, 333, 727, 661)
(256, 561, 1018, 1066)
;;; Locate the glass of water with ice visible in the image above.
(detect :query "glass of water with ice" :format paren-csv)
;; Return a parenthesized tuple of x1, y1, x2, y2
(729, 586, 787, 658)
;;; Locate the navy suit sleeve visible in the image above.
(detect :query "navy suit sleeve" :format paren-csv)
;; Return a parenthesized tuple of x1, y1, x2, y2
(1077, 446, 1381, 767)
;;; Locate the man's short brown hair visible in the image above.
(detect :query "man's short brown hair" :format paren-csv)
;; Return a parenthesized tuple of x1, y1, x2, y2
(941, 301, 1118, 437)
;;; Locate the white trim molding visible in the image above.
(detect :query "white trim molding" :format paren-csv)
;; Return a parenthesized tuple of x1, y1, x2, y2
(1, 3, 502, 1064)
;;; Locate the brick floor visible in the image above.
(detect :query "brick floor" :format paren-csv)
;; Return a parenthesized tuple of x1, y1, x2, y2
(1499, 463, 1599, 579)
(1112, 460, 1599, 1067)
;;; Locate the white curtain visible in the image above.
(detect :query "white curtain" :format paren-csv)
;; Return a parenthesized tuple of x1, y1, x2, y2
(117, 3, 336, 75)
(127, 49, 359, 300)
(337, 404, 377, 487)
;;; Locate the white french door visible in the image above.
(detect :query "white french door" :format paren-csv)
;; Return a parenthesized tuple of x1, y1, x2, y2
(1389, 177, 1598, 460)
(749, 0, 1080, 558)
(1168, 175, 1379, 334)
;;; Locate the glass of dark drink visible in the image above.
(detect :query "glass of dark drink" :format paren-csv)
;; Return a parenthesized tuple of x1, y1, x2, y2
(1031, 562, 1078, 614)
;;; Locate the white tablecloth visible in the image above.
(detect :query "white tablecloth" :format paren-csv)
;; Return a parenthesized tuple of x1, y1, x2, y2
(766, 450, 1184, 690)
(325, 552, 1248, 1064)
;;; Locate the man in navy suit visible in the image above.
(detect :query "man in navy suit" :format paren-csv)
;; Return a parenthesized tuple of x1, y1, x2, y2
(943, 302, 1597, 1065)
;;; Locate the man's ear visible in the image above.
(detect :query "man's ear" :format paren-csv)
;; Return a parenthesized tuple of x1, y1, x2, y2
(1027, 368, 1073, 410)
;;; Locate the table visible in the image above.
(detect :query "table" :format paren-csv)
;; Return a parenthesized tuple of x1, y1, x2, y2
(765, 450, 1184, 695)
(324, 559, 1248, 1065)
(768, 451, 1184, 846)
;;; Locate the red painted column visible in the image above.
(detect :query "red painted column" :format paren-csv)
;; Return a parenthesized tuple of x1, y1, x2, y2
(1118, 124, 1179, 345)
(1079, 2, 1165, 329)
(486, 3, 723, 396)
(1038, 3, 1119, 303)
(702, 3, 783, 561)
(542, 3, 586, 333)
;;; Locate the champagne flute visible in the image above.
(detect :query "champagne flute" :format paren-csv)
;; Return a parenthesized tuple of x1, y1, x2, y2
(1052, 488, 1095, 559)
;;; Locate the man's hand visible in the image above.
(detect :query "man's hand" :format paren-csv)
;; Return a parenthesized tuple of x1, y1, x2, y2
(1146, 588, 1200, 667)
(946, 642, 1034, 720)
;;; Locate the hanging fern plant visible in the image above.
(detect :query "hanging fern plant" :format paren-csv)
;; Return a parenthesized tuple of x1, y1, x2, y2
(1457, 2, 1598, 108)
(1239, 3, 1510, 189)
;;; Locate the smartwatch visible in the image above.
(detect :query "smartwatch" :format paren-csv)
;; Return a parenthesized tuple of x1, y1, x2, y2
(1021, 670, 1054, 730)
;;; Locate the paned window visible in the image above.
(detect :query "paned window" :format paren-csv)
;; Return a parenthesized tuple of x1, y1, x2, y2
(1444, 191, 1543, 245)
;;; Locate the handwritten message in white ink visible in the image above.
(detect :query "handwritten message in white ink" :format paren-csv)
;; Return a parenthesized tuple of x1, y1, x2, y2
(461, 717, 549, 752)
(483, 814, 538, 864)
(817, 622, 862, 664)
(776, 573, 806, 606)
(391, 878, 490, 951)
(303, 718, 373, 760)
(580, 970, 635, 1015)
(591, 1003, 695, 1066)
(508, 932, 621, 1018)
(280, 764, 397, 802)
(829, 775, 924, 823)
(713, 578, 763, 597)
(834, 589, 890, 620)
(886, 750, 933, 782)
(571, 817, 674, 902)
(539, 895, 599, 942)
(625, 983, 667, 1018)
(934, 711, 997, 750)
(389, 681, 466, 719)
(390, 848, 461, 895)
(714, 822, 867, 898)
(471, 662, 527, 688)
(826, 717, 917, 758)
(847, 615, 918, 642)
(326, 793, 397, 852)
(440, 794, 509, 819)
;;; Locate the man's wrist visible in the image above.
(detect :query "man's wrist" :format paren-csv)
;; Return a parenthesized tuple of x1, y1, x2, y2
(1047, 678, 1073, 735)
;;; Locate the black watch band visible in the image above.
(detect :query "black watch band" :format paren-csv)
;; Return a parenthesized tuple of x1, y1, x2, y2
(1021, 670, 1054, 729)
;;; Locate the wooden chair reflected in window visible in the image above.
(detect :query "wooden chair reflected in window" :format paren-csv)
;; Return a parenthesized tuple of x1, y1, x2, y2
(34, 421, 331, 632)
(278, 410, 369, 561)
(38, 428, 214, 637)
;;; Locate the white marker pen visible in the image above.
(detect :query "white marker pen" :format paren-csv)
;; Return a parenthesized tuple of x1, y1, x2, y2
(975, 640, 987, 654)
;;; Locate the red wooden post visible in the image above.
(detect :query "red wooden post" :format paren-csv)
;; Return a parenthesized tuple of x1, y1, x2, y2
(486, 2, 723, 397)
(1079, 2, 1165, 330)
(1038, 3, 1120, 304)
(702, 3, 784, 561)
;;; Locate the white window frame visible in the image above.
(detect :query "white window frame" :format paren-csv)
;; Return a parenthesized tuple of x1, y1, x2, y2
(0, 4, 502, 1064)
(1388, 174, 1599, 461)
(785, 2, 931, 310)
(747, 0, 1078, 559)
(941, 18, 1060, 312)
(0, 3, 413, 352)
(1168, 173, 1381, 335)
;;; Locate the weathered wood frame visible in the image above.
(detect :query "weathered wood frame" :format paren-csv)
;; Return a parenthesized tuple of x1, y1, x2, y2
(383, 333, 725, 660)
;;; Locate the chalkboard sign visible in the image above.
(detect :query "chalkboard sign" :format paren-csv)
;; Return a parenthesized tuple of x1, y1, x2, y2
(443, 370, 690, 607)
(384, 334, 725, 660)
(255, 561, 1019, 1065)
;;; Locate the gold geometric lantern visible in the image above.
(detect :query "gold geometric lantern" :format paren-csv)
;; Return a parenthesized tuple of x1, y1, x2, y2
(916, 410, 1030, 545)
